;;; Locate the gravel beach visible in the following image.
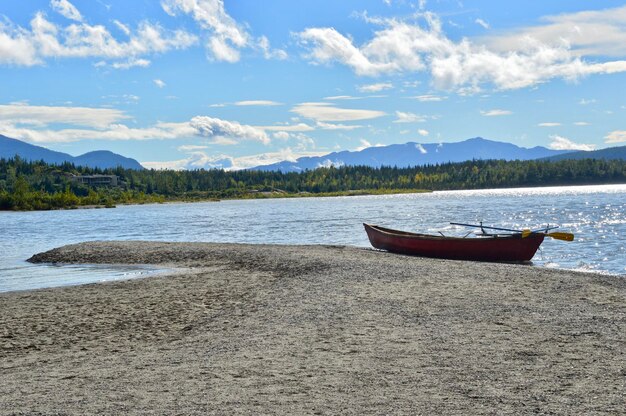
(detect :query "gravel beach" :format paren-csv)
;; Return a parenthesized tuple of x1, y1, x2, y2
(1, 241, 625, 415)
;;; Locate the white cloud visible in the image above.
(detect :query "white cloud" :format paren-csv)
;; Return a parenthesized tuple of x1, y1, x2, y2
(357, 82, 393, 92)
(393, 111, 427, 123)
(178, 144, 208, 151)
(549, 135, 595, 151)
(538, 122, 561, 127)
(291, 102, 385, 122)
(356, 139, 372, 151)
(162, 0, 283, 63)
(605, 130, 626, 144)
(113, 20, 131, 36)
(475, 18, 490, 29)
(257, 123, 314, 132)
(146, 147, 327, 171)
(412, 94, 446, 102)
(0, 121, 196, 143)
(415, 143, 427, 154)
(317, 159, 345, 169)
(483, 5, 626, 58)
(481, 109, 512, 116)
(234, 100, 282, 106)
(257, 35, 288, 60)
(0, 103, 129, 128)
(355, 139, 384, 151)
(190, 116, 270, 144)
(154, 79, 166, 88)
(316, 121, 363, 130)
(0, 13, 197, 67)
(236, 148, 324, 169)
(144, 152, 235, 170)
(272, 131, 290, 140)
(50, 0, 83, 22)
(574, 121, 590, 126)
(323, 95, 360, 100)
(0, 103, 270, 145)
(417, 129, 429, 136)
(110, 58, 151, 69)
(297, 10, 626, 91)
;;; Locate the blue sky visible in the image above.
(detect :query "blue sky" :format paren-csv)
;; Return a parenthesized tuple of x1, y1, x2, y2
(1, 0, 626, 169)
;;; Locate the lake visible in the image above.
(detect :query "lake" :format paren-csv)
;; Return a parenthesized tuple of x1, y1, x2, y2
(1, 184, 625, 292)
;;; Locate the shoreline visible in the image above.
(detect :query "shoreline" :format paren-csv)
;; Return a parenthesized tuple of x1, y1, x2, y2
(0, 188, 431, 212)
(2, 241, 625, 414)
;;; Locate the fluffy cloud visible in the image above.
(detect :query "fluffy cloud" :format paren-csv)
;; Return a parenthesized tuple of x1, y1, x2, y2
(161, 0, 285, 62)
(483, 5, 626, 57)
(0, 103, 270, 145)
(161, 0, 248, 62)
(154, 79, 167, 88)
(144, 147, 326, 171)
(291, 102, 385, 122)
(0, 103, 129, 128)
(50, 0, 83, 22)
(190, 116, 270, 144)
(0, 11, 197, 67)
(417, 129, 429, 136)
(549, 135, 595, 151)
(393, 111, 428, 123)
(605, 130, 626, 144)
(0, 121, 196, 143)
(538, 122, 561, 127)
(258, 35, 288, 60)
(297, 10, 626, 91)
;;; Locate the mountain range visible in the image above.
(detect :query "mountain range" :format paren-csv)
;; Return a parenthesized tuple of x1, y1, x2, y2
(251, 137, 571, 172)
(542, 145, 626, 162)
(0, 135, 144, 170)
(3, 134, 624, 173)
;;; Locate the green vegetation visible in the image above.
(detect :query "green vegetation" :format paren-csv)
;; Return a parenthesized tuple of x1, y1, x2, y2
(1, 156, 626, 210)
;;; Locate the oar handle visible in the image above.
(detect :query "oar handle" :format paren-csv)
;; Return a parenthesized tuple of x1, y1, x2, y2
(450, 222, 522, 233)
(450, 222, 559, 233)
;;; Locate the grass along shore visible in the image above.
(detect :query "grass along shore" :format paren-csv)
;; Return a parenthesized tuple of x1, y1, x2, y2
(0, 187, 430, 211)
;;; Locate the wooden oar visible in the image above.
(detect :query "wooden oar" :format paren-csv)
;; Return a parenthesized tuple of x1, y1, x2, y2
(451, 222, 573, 241)
(545, 231, 574, 241)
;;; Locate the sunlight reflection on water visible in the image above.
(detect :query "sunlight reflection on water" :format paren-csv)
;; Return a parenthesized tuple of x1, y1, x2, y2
(2, 184, 625, 292)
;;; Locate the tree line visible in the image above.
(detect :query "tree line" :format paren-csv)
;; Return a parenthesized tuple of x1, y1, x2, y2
(1, 155, 626, 210)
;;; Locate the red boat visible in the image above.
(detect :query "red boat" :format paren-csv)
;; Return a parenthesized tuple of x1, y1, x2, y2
(363, 223, 545, 262)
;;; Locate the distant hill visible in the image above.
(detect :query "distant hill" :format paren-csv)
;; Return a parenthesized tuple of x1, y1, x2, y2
(252, 137, 570, 172)
(0, 135, 144, 170)
(542, 146, 626, 162)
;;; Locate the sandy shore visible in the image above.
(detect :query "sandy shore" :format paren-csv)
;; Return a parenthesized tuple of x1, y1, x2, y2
(1, 241, 624, 415)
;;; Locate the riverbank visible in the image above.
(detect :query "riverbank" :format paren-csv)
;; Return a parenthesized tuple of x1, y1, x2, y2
(0, 188, 430, 211)
(2, 242, 625, 414)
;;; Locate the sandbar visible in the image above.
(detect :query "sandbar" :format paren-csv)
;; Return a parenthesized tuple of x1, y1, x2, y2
(1, 241, 624, 414)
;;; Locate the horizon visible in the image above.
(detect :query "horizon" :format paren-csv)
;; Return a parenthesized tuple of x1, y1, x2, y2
(1, 1, 625, 170)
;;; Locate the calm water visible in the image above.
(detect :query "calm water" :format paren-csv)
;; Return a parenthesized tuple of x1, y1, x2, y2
(1, 184, 625, 292)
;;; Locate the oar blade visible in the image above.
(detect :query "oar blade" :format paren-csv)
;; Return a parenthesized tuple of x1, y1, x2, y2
(547, 232, 574, 242)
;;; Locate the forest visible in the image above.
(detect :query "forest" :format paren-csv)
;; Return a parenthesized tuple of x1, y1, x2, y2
(1, 155, 626, 210)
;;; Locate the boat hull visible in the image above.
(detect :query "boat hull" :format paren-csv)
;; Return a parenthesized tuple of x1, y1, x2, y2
(364, 223, 545, 262)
